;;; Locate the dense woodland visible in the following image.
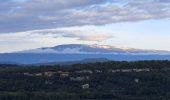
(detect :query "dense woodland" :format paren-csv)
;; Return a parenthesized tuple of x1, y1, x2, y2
(0, 60, 170, 100)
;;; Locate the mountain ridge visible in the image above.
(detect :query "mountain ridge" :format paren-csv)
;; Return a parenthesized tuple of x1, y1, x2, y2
(1, 44, 170, 64)
(16, 44, 170, 55)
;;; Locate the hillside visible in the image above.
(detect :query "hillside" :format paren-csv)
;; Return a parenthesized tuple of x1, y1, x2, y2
(0, 60, 169, 100)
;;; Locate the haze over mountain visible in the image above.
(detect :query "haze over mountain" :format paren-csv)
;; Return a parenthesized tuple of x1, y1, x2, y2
(1, 44, 170, 64)
(18, 44, 170, 55)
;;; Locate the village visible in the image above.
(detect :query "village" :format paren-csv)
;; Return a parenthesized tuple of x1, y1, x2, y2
(22, 68, 152, 77)
(20, 67, 156, 89)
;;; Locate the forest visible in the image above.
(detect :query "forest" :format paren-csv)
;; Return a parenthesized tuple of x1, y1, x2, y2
(0, 60, 170, 100)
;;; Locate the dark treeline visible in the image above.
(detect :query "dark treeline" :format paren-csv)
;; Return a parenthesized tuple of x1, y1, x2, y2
(0, 60, 170, 100)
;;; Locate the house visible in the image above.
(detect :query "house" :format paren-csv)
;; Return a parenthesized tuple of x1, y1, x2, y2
(70, 76, 89, 81)
(95, 70, 102, 73)
(76, 70, 93, 74)
(23, 72, 33, 76)
(44, 71, 56, 77)
(35, 73, 43, 76)
(60, 73, 69, 78)
(121, 69, 132, 72)
(109, 69, 121, 73)
(82, 84, 89, 89)
(133, 68, 150, 72)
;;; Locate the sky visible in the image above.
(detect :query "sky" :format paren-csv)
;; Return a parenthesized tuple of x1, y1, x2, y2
(0, 0, 170, 53)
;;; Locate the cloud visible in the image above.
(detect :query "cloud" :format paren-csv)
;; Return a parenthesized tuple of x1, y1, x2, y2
(0, 0, 170, 33)
(23, 0, 107, 11)
(28, 26, 114, 42)
(0, 25, 113, 42)
(59, 30, 112, 42)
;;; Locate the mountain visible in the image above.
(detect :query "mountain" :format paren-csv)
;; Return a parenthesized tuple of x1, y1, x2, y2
(18, 44, 170, 54)
(1, 44, 170, 64)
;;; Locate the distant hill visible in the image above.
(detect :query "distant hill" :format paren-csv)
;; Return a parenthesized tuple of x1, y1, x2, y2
(18, 44, 170, 54)
(36, 58, 110, 66)
(0, 44, 170, 64)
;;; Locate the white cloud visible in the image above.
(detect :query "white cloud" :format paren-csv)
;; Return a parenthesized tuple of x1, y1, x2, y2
(0, 26, 113, 52)
(0, 0, 170, 33)
(11, 26, 114, 42)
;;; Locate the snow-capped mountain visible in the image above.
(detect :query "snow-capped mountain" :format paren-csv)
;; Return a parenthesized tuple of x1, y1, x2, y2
(1, 44, 170, 64)
(19, 44, 170, 55)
